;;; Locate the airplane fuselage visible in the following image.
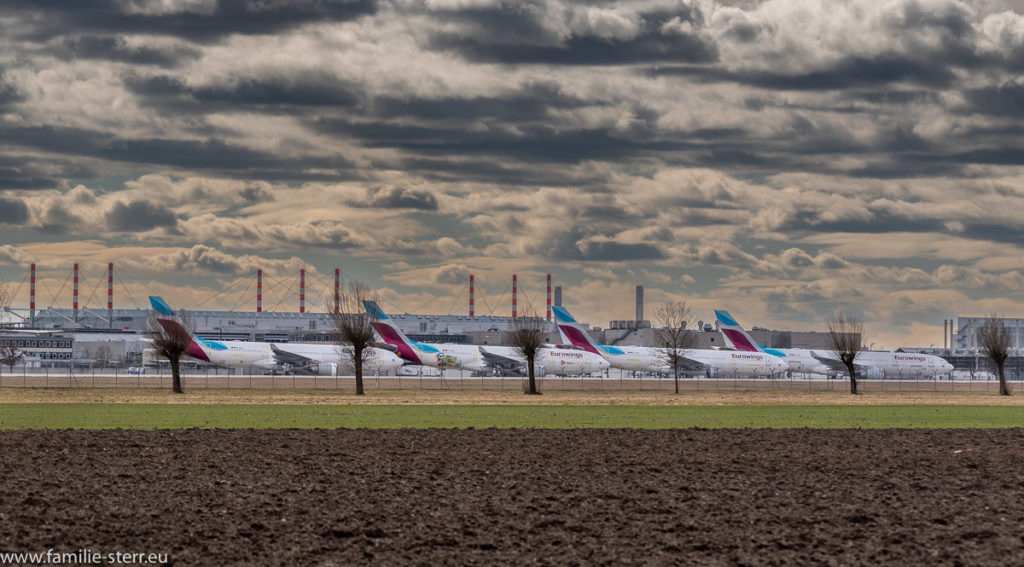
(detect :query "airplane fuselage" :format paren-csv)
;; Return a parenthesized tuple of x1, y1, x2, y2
(183, 339, 404, 374)
(814, 350, 952, 378)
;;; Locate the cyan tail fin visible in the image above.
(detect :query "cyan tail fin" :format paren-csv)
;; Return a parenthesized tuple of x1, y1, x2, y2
(714, 310, 785, 357)
(552, 305, 576, 323)
(363, 300, 424, 364)
(363, 300, 389, 321)
(150, 296, 174, 317)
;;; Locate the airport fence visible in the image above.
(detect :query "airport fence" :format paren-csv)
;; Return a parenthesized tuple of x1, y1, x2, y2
(0, 366, 1022, 393)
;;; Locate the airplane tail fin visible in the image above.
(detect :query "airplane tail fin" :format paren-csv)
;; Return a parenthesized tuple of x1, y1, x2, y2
(149, 296, 174, 317)
(551, 305, 604, 355)
(148, 296, 226, 362)
(153, 317, 213, 362)
(363, 300, 423, 364)
(714, 310, 785, 357)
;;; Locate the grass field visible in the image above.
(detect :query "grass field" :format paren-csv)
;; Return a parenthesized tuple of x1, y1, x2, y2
(1, 388, 1023, 429)
(2, 402, 1023, 429)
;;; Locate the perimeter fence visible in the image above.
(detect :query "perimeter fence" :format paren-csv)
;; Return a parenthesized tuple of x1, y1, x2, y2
(0, 366, 1020, 393)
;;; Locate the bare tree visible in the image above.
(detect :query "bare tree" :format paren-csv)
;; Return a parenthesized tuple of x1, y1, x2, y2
(1, 345, 24, 371)
(93, 344, 112, 369)
(656, 301, 696, 394)
(827, 312, 863, 395)
(147, 312, 194, 394)
(327, 282, 378, 396)
(978, 314, 1012, 396)
(510, 311, 545, 395)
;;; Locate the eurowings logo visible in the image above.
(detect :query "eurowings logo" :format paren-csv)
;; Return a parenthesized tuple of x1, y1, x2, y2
(551, 351, 584, 359)
(731, 353, 763, 360)
(895, 355, 926, 362)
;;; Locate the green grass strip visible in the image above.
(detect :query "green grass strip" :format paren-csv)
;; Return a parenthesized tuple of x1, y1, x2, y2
(1, 404, 1023, 429)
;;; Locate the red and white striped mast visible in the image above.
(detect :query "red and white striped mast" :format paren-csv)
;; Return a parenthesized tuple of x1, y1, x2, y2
(469, 274, 475, 317)
(30, 263, 36, 327)
(107, 262, 114, 328)
(256, 269, 262, 313)
(299, 268, 306, 313)
(546, 273, 552, 321)
(73, 262, 79, 325)
(512, 273, 517, 318)
(334, 268, 340, 313)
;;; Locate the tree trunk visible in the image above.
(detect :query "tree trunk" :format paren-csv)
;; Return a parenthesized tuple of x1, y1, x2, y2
(354, 346, 365, 396)
(846, 362, 858, 395)
(526, 354, 538, 395)
(998, 364, 1011, 396)
(674, 362, 679, 394)
(171, 356, 183, 394)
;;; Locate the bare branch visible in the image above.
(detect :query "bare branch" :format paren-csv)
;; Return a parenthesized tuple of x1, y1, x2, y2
(826, 312, 863, 395)
(978, 314, 1012, 396)
(656, 301, 695, 394)
(510, 310, 545, 395)
(146, 311, 194, 394)
(326, 282, 378, 395)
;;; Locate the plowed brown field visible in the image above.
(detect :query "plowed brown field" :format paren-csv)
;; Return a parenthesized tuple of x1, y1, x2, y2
(2, 429, 1023, 565)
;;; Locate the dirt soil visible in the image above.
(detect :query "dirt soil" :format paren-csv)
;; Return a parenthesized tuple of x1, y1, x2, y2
(2, 429, 1023, 565)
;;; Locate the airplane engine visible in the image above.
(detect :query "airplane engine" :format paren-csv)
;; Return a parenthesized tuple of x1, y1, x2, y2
(316, 362, 338, 376)
(252, 359, 277, 370)
(863, 367, 885, 380)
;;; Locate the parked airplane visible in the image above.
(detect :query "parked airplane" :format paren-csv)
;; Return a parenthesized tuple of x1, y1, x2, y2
(715, 310, 831, 376)
(149, 297, 404, 375)
(714, 310, 954, 378)
(552, 305, 788, 377)
(364, 301, 610, 376)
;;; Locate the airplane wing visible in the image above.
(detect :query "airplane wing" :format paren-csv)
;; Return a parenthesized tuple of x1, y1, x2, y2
(811, 351, 873, 374)
(478, 346, 525, 372)
(270, 344, 319, 369)
(673, 354, 709, 371)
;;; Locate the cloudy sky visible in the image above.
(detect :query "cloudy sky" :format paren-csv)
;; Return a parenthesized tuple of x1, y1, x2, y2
(2, 0, 1024, 347)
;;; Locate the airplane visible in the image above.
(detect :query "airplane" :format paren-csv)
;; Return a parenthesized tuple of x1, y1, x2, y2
(364, 300, 610, 376)
(552, 305, 788, 377)
(715, 310, 832, 376)
(149, 296, 404, 375)
(713, 310, 954, 379)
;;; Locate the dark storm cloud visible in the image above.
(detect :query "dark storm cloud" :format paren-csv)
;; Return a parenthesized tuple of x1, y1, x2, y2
(371, 82, 580, 122)
(39, 202, 82, 233)
(963, 83, 1024, 118)
(432, 32, 716, 66)
(0, 198, 30, 224)
(321, 118, 686, 163)
(352, 186, 438, 211)
(772, 210, 948, 236)
(959, 223, 1024, 247)
(0, 125, 356, 180)
(426, 4, 715, 65)
(54, 36, 200, 67)
(0, 73, 23, 107)
(398, 156, 598, 188)
(105, 200, 177, 232)
(576, 241, 664, 262)
(125, 74, 361, 111)
(3, 0, 377, 43)
(650, 54, 957, 90)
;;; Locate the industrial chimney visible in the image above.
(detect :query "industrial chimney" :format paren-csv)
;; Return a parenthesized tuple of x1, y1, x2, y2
(635, 285, 644, 323)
